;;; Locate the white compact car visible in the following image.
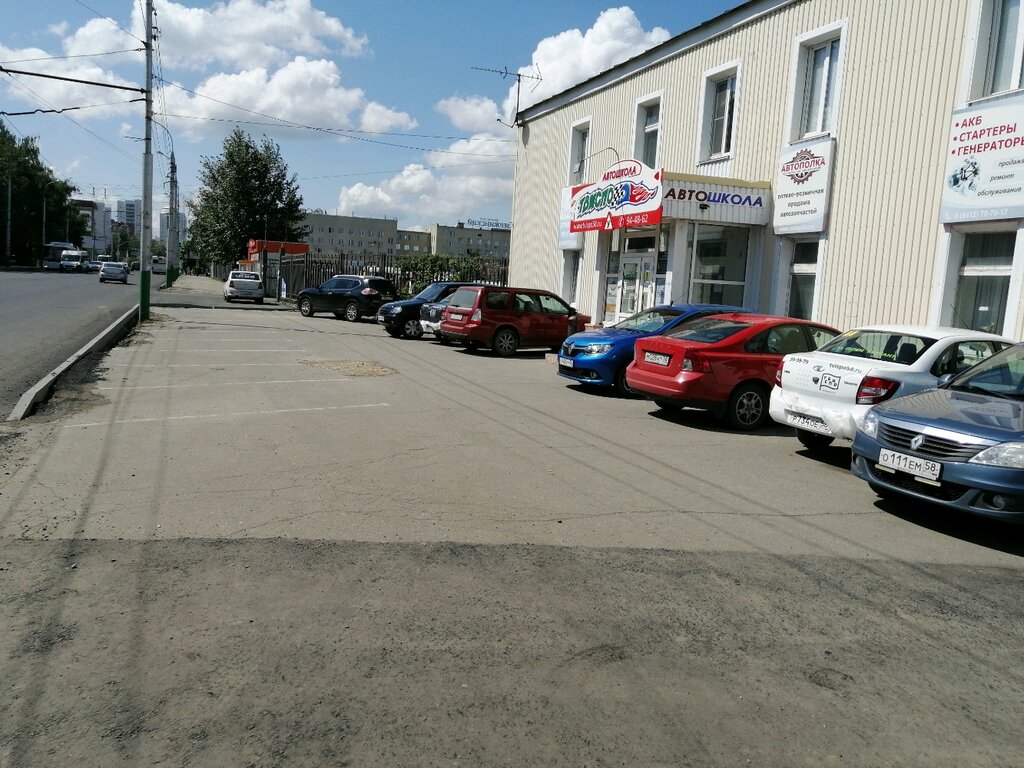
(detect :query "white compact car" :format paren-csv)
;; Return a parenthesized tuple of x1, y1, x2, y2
(769, 325, 1012, 449)
(223, 271, 264, 304)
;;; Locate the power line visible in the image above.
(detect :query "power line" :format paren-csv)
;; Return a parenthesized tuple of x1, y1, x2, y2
(0, 49, 145, 64)
(72, 0, 146, 45)
(0, 65, 144, 93)
(1, 99, 143, 117)
(2, 74, 140, 163)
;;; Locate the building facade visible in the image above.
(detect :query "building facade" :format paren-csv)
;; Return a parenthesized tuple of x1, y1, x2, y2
(509, 0, 1024, 337)
(397, 229, 432, 254)
(302, 212, 398, 257)
(159, 210, 188, 244)
(115, 198, 142, 235)
(429, 223, 511, 259)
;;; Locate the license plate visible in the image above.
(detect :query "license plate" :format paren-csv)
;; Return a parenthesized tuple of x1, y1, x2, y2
(644, 351, 670, 366)
(878, 449, 941, 480)
(786, 411, 832, 435)
(450, 313, 464, 321)
(559, 357, 574, 368)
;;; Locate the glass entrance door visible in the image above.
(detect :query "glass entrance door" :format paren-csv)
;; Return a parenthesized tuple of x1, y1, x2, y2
(619, 258, 641, 317)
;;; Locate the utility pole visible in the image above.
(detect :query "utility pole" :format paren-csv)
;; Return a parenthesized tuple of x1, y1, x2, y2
(168, 150, 178, 286)
(5, 176, 11, 266)
(139, 0, 153, 320)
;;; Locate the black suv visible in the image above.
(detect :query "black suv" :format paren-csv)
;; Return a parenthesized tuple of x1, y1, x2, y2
(296, 275, 399, 321)
(377, 281, 481, 339)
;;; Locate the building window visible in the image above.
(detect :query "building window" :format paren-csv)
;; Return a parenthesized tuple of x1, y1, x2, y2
(708, 75, 736, 158)
(687, 223, 749, 306)
(800, 37, 841, 136)
(787, 241, 819, 320)
(635, 100, 660, 167)
(569, 123, 590, 185)
(953, 232, 1015, 333)
(981, 0, 1024, 95)
(562, 251, 581, 304)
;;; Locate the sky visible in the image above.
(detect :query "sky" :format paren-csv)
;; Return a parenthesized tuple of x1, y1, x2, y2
(1, 0, 740, 234)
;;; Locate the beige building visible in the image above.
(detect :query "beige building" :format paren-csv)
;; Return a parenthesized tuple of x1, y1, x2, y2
(397, 229, 432, 254)
(509, 0, 1024, 338)
(429, 223, 511, 259)
(302, 212, 398, 257)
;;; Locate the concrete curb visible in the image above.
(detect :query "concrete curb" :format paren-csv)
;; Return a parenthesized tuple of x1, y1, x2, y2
(7, 305, 140, 422)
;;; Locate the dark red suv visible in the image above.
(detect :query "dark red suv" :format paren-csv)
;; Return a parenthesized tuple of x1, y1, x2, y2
(440, 285, 590, 356)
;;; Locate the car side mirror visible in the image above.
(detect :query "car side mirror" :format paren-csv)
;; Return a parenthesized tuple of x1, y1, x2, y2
(936, 373, 956, 388)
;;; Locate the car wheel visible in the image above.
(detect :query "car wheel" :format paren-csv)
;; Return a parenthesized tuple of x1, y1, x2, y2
(224, 296, 231, 302)
(465, 340, 481, 350)
(385, 328, 402, 338)
(437, 333, 452, 346)
(796, 429, 835, 451)
(344, 301, 360, 322)
(654, 399, 681, 411)
(402, 318, 423, 339)
(727, 383, 770, 430)
(614, 365, 634, 397)
(492, 328, 519, 357)
(256, 297, 264, 305)
(299, 297, 314, 317)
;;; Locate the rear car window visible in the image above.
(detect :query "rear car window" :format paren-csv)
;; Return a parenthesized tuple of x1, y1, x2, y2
(367, 278, 397, 294)
(664, 317, 751, 343)
(231, 272, 260, 280)
(448, 287, 481, 309)
(818, 330, 936, 365)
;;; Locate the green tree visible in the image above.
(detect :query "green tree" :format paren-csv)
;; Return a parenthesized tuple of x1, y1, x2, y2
(184, 127, 306, 266)
(0, 123, 85, 266)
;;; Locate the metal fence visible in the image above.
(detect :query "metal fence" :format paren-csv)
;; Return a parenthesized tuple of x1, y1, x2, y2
(277, 252, 509, 298)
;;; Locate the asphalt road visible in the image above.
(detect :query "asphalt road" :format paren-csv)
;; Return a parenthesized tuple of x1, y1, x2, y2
(0, 271, 147, 417)
(1, 299, 1022, 766)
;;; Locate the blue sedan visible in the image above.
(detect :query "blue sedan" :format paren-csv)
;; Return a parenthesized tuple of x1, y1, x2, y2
(851, 342, 1024, 522)
(556, 304, 748, 395)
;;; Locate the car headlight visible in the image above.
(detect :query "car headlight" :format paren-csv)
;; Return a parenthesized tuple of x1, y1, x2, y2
(968, 442, 1024, 468)
(586, 344, 613, 355)
(860, 409, 879, 438)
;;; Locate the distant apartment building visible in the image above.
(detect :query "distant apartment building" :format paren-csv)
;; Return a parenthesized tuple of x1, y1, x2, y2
(72, 198, 112, 253)
(302, 212, 398, 256)
(397, 229, 432, 254)
(115, 198, 142, 235)
(428, 222, 511, 258)
(159, 210, 188, 243)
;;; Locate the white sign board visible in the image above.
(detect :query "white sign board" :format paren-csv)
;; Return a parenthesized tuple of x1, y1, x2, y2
(773, 137, 835, 234)
(556, 186, 583, 250)
(662, 176, 770, 225)
(940, 91, 1024, 223)
(570, 160, 663, 232)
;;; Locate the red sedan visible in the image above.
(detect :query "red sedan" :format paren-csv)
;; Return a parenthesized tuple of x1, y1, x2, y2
(626, 313, 840, 430)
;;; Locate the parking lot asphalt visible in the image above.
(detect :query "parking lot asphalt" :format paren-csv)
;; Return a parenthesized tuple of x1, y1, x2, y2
(1, 278, 1022, 766)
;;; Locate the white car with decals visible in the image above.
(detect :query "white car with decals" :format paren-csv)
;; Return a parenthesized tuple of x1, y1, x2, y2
(769, 325, 1012, 450)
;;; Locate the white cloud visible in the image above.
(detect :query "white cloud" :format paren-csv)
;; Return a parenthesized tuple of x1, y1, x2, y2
(47, 21, 69, 37)
(161, 57, 415, 141)
(436, 96, 500, 133)
(60, 0, 368, 72)
(360, 102, 418, 133)
(506, 7, 670, 116)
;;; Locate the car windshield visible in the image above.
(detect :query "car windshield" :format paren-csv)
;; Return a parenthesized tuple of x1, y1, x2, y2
(663, 317, 751, 343)
(416, 283, 451, 301)
(613, 308, 682, 332)
(817, 329, 936, 365)
(948, 344, 1024, 399)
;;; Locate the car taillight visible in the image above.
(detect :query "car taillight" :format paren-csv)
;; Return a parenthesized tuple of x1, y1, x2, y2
(856, 376, 900, 405)
(257, 282, 263, 289)
(775, 360, 784, 386)
(681, 351, 711, 372)
(361, 287, 379, 295)
(471, 308, 481, 322)
(228, 280, 234, 287)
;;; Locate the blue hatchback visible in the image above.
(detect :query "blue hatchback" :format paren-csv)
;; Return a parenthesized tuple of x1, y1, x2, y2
(557, 304, 748, 395)
(851, 342, 1024, 522)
